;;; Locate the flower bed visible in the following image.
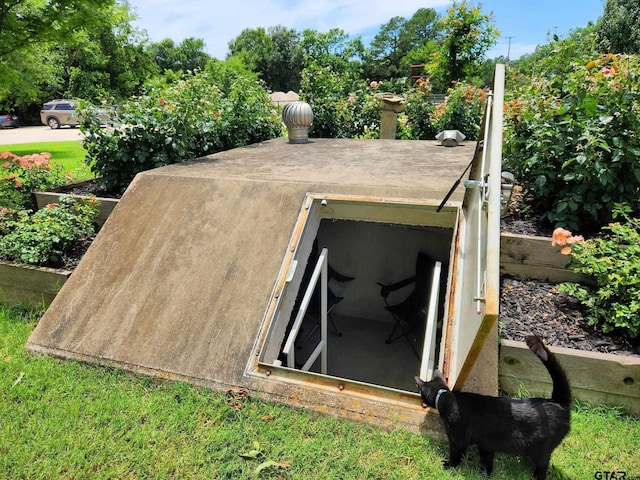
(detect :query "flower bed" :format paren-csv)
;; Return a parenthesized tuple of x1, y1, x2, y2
(1, 151, 101, 306)
(499, 231, 640, 416)
(33, 179, 119, 228)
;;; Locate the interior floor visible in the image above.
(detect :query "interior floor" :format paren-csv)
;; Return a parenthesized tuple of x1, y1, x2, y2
(293, 313, 423, 392)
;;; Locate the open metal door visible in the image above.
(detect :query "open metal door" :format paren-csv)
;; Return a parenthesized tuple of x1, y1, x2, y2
(444, 64, 505, 390)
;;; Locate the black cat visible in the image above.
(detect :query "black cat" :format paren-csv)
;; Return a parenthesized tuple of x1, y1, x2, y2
(415, 335, 571, 480)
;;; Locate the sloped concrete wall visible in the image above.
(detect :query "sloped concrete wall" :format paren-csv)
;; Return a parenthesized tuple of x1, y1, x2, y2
(27, 138, 490, 430)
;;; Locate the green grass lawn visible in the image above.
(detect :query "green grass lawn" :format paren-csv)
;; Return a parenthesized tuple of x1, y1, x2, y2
(0, 141, 93, 181)
(1, 303, 639, 479)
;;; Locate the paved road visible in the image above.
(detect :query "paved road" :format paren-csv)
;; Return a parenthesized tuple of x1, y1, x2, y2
(0, 125, 83, 146)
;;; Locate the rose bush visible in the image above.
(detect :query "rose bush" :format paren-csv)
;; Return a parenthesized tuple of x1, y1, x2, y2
(504, 53, 640, 232)
(301, 63, 487, 141)
(0, 196, 99, 267)
(554, 205, 640, 339)
(80, 67, 283, 193)
(0, 152, 72, 211)
(0, 151, 98, 268)
(300, 63, 380, 138)
(431, 81, 489, 139)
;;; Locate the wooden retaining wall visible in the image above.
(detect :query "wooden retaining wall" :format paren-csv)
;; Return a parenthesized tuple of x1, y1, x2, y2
(500, 232, 590, 283)
(0, 261, 71, 307)
(500, 339, 640, 416)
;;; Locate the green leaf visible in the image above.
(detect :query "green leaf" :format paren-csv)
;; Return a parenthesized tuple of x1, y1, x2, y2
(612, 149, 624, 162)
(238, 441, 261, 459)
(582, 97, 598, 115)
(239, 449, 261, 459)
(255, 460, 281, 473)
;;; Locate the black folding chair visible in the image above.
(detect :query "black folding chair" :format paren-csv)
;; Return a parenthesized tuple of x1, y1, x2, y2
(378, 252, 433, 358)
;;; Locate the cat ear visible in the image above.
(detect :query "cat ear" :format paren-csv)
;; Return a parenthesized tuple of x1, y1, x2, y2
(414, 376, 425, 386)
(432, 369, 445, 382)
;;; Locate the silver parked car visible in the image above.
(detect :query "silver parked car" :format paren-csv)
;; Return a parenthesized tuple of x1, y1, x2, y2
(40, 99, 110, 129)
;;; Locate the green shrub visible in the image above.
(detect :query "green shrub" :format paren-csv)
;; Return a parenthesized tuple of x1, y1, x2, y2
(402, 79, 437, 140)
(300, 63, 485, 141)
(558, 205, 640, 339)
(300, 63, 380, 138)
(80, 68, 283, 193)
(0, 152, 72, 211)
(430, 81, 488, 139)
(504, 53, 640, 232)
(0, 196, 99, 266)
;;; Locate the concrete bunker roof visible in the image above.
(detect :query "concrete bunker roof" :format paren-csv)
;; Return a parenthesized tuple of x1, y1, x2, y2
(151, 137, 477, 201)
(27, 137, 482, 431)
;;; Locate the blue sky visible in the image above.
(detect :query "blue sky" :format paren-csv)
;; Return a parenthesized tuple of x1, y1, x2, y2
(128, 0, 606, 61)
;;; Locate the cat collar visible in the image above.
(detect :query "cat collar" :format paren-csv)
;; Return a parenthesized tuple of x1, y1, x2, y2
(435, 388, 448, 409)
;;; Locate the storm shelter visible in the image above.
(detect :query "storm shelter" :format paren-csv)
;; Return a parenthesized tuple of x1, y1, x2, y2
(28, 66, 505, 432)
(257, 196, 457, 393)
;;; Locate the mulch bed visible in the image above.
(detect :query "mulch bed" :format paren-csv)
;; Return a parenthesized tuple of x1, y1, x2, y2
(500, 187, 639, 357)
(500, 276, 638, 356)
(61, 179, 122, 199)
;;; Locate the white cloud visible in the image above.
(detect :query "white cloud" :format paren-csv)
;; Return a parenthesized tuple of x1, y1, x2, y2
(128, 0, 452, 59)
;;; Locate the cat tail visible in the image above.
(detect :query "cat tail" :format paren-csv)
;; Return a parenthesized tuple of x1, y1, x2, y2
(525, 335, 572, 408)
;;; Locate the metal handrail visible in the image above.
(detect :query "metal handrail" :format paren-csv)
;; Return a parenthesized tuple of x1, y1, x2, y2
(419, 261, 442, 381)
(282, 248, 328, 374)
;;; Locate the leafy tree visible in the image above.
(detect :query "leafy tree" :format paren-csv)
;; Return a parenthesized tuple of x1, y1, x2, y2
(264, 26, 305, 92)
(227, 25, 303, 91)
(596, 0, 640, 54)
(300, 28, 364, 76)
(1, 0, 156, 116)
(364, 8, 441, 80)
(227, 27, 273, 73)
(475, 56, 508, 87)
(366, 16, 409, 79)
(426, 1, 499, 91)
(148, 37, 212, 73)
(405, 7, 442, 44)
(57, 4, 157, 101)
(0, 0, 114, 102)
(0, 45, 62, 116)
